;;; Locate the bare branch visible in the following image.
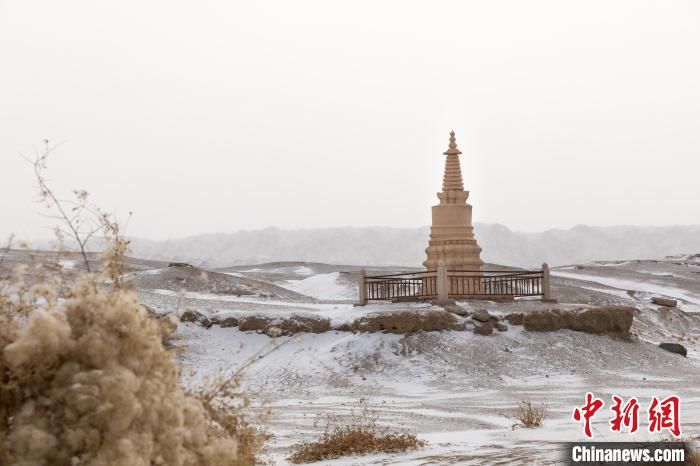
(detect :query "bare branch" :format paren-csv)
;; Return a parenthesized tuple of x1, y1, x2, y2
(31, 142, 94, 275)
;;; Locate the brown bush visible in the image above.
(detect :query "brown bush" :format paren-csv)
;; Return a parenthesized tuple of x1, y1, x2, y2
(287, 400, 425, 463)
(512, 400, 546, 429)
(0, 271, 270, 465)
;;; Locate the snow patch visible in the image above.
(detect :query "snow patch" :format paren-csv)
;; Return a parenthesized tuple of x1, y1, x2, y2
(552, 271, 700, 305)
(281, 272, 357, 300)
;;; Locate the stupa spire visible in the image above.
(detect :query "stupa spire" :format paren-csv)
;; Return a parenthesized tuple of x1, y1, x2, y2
(441, 130, 465, 192)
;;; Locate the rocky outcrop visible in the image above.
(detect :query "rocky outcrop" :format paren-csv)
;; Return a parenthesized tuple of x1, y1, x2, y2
(472, 309, 491, 323)
(277, 316, 331, 334)
(495, 321, 508, 332)
(168, 262, 194, 268)
(442, 303, 468, 316)
(179, 309, 212, 328)
(351, 310, 466, 334)
(659, 342, 687, 357)
(183, 306, 632, 339)
(473, 321, 494, 336)
(216, 317, 239, 328)
(505, 313, 524, 326)
(518, 306, 634, 338)
(237, 315, 331, 335)
(237, 316, 269, 332)
(652, 297, 677, 308)
(471, 309, 507, 335)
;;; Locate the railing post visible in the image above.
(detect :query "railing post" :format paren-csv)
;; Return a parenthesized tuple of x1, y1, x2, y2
(357, 269, 367, 306)
(437, 261, 449, 304)
(542, 262, 553, 301)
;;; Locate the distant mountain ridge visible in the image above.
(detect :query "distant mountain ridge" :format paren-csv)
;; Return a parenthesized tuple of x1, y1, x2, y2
(123, 224, 700, 269)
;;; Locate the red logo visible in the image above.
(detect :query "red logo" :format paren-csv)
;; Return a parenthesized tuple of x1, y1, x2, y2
(573, 392, 605, 438)
(610, 395, 640, 433)
(573, 393, 681, 438)
(648, 395, 681, 437)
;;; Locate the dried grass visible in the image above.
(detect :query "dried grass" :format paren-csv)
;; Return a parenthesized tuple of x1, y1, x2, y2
(287, 400, 425, 464)
(512, 400, 546, 429)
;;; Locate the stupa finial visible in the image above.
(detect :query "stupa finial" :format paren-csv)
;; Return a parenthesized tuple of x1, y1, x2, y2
(444, 130, 462, 156)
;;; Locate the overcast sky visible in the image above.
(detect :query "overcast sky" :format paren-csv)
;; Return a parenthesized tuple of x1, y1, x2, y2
(1, 0, 699, 241)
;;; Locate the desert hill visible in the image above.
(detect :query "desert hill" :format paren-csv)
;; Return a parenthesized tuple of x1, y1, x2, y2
(122, 224, 700, 268)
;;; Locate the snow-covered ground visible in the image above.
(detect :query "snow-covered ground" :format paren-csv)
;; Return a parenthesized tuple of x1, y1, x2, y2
(4, 251, 698, 464)
(552, 271, 700, 308)
(141, 257, 700, 465)
(281, 272, 358, 300)
(176, 321, 700, 465)
(552, 258, 700, 314)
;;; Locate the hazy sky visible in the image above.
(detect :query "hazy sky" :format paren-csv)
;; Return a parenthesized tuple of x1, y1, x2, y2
(2, 0, 699, 241)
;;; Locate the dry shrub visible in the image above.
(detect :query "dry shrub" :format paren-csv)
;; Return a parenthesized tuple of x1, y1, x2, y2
(0, 144, 268, 465)
(0, 267, 271, 465)
(512, 400, 546, 429)
(188, 348, 280, 465)
(287, 400, 425, 464)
